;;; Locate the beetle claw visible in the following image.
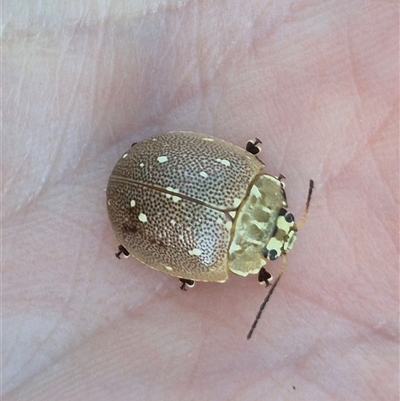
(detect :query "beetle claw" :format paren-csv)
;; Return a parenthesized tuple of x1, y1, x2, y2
(258, 267, 273, 287)
(246, 138, 262, 155)
(115, 244, 130, 259)
(179, 278, 195, 290)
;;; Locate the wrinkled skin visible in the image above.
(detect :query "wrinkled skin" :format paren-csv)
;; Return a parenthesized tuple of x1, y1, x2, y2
(3, 1, 398, 400)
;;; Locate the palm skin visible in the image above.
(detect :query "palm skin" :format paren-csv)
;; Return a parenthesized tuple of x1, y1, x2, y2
(3, 1, 398, 400)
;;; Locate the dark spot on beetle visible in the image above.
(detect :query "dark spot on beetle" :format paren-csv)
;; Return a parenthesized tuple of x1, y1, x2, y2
(131, 142, 137, 147)
(285, 212, 294, 223)
(122, 224, 138, 234)
(269, 249, 277, 260)
(278, 208, 287, 216)
(149, 238, 166, 248)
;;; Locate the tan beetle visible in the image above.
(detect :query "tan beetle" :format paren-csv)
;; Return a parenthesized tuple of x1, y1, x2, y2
(106, 131, 313, 338)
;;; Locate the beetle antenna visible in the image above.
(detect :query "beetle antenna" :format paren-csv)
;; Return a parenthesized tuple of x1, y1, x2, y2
(247, 256, 287, 340)
(247, 180, 314, 340)
(296, 179, 314, 229)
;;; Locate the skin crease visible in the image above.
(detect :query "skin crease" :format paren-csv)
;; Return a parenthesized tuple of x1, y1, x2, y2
(2, 0, 398, 400)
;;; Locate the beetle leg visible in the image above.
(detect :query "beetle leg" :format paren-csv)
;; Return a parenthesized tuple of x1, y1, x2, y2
(115, 244, 130, 259)
(257, 267, 273, 287)
(179, 278, 195, 291)
(245, 138, 262, 155)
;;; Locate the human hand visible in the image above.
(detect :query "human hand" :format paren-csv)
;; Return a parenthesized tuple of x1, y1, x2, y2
(3, 1, 398, 400)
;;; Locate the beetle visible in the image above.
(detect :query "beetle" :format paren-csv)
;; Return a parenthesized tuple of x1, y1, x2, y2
(106, 131, 313, 338)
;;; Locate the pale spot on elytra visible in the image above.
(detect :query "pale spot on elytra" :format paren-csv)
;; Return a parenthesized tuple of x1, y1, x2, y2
(189, 249, 202, 256)
(216, 158, 230, 167)
(138, 213, 148, 223)
(251, 185, 262, 199)
(233, 198, 241, 208)
(157, 156, 168, 163)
